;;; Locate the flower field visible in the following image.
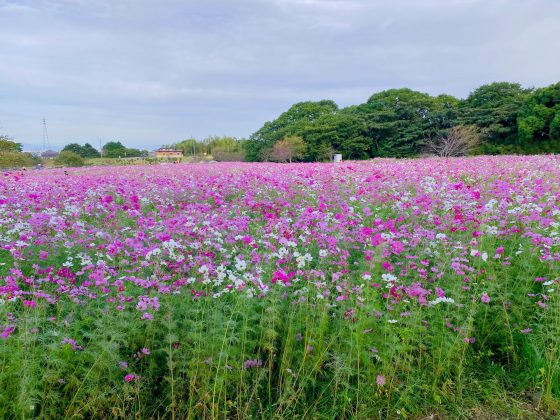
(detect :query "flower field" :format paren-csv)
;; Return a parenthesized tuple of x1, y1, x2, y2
(1, 156, 559, 418)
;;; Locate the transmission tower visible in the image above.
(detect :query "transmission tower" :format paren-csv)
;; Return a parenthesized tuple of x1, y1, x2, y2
(42, 118, 51, 153)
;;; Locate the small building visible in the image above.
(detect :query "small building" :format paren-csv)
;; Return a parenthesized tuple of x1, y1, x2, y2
(333, 153, 342, 163)
(41, 150, 59, 159)
(155, 148, 183, 158)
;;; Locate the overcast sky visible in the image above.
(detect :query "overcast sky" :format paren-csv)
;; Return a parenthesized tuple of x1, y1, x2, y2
(0, 0, 559, 150)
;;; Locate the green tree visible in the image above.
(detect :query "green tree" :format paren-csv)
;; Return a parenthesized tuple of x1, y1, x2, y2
(0, 135, 23, 153)
(460, 82, 531, 153)
(102, 141, 127, 158)
(174, 138, 206, 156)
(344, 88, 457, 157)
(283, 135, 306, 162)
(54, 151, 85, 167)
(81, 143, 100, 158)
(247, 100, 338, 161)
(268, 136, 306, 163)
(205, 136, 243, 154)
(517, 82, 560, 153)
(101, 142, 145, 158)
(62, 143, 85, 156)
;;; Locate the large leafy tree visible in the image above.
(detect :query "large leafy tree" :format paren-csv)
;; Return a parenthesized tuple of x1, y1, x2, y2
(517, 82, 560, 153)
(62, 143, 83, 155)
(102, 141, 127, 158)
(346, 88, 458, 157)
(302, 111, 369, 160)
(62, 143, 99, 158)
(459, 82, 531, 153)
(102, 141, 146, 158)
(0, 135, 23, 153)
(81, 143, 100, 158)
(246, 100, 338, 161)
(260, 136, 306, 163)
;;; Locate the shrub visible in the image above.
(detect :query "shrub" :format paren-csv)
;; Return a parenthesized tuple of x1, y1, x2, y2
(54, 151, 85, 167)
(0, 151, 34, 168)
(213, 149, 246, 162)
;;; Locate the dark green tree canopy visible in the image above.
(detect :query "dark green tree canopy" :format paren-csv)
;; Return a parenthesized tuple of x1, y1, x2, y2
(460, 82, 531, 152)
(245, 81, 558, 161)
(246, 100, 339, 161)
(102, 141, 147, 158)
(518, 82, 560, 152)
(62, 143, 99, 158)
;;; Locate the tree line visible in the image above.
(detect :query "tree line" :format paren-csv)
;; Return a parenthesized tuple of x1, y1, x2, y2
(2, 81, 559, 168)
(243, 81, 560, 162)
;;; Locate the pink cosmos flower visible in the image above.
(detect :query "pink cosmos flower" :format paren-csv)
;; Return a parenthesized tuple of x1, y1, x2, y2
(23, 300, 36, 308)
(480, 293, 490, 304)
(124, 373, 136, 382)
(376, 375, 386, 387)
(1, 325, 15, 339)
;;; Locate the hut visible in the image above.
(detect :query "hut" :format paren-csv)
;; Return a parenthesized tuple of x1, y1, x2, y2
(155, 148, 183, 159)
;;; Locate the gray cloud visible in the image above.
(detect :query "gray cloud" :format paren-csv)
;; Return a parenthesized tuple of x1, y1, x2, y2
(0, 0, 559, 150)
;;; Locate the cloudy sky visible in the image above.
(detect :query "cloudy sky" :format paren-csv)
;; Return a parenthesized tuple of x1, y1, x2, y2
(0, 0, 559, 150)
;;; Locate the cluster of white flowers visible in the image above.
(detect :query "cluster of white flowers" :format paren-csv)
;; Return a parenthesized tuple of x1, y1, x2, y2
(429, 297, 455, 306)
(484, 224, 499, 235)
(74, 252, 92, 266)
(381, 273, 398, 285)
(435, 233, 447, 241)
(294, 252, 313, 268)
(484, 198, 498, 210)
(420, 176, 437, 193)
(63, 203, 81, 216)
(62, 256, 74, 267)
(145, 248, 162, 260)
(7, 221, 31, 236)
(234, 256, 247, 272)
(272, 246, 289, 259)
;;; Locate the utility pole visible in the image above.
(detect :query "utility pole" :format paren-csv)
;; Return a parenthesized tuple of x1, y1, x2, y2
(99, 139, 103, 158)
(42, 118, 51, 153)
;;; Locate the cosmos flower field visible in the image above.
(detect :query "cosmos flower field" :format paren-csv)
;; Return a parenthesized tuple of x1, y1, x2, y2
(1, 156, 559, 417)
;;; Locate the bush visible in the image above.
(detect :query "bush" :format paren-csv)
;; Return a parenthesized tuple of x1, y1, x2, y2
(213, 149, 246, 162)
(0, 152, 34, 168)
(54, 151, 85, 167)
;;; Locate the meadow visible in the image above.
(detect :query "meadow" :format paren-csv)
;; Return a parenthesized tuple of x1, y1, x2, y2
(0, 156, 559, 418)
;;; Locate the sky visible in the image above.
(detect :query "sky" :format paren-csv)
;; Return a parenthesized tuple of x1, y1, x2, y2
(0, 0, 559, 151)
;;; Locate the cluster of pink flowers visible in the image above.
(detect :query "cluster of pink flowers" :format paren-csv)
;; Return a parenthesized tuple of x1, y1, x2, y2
(0, 156, 558, 341)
